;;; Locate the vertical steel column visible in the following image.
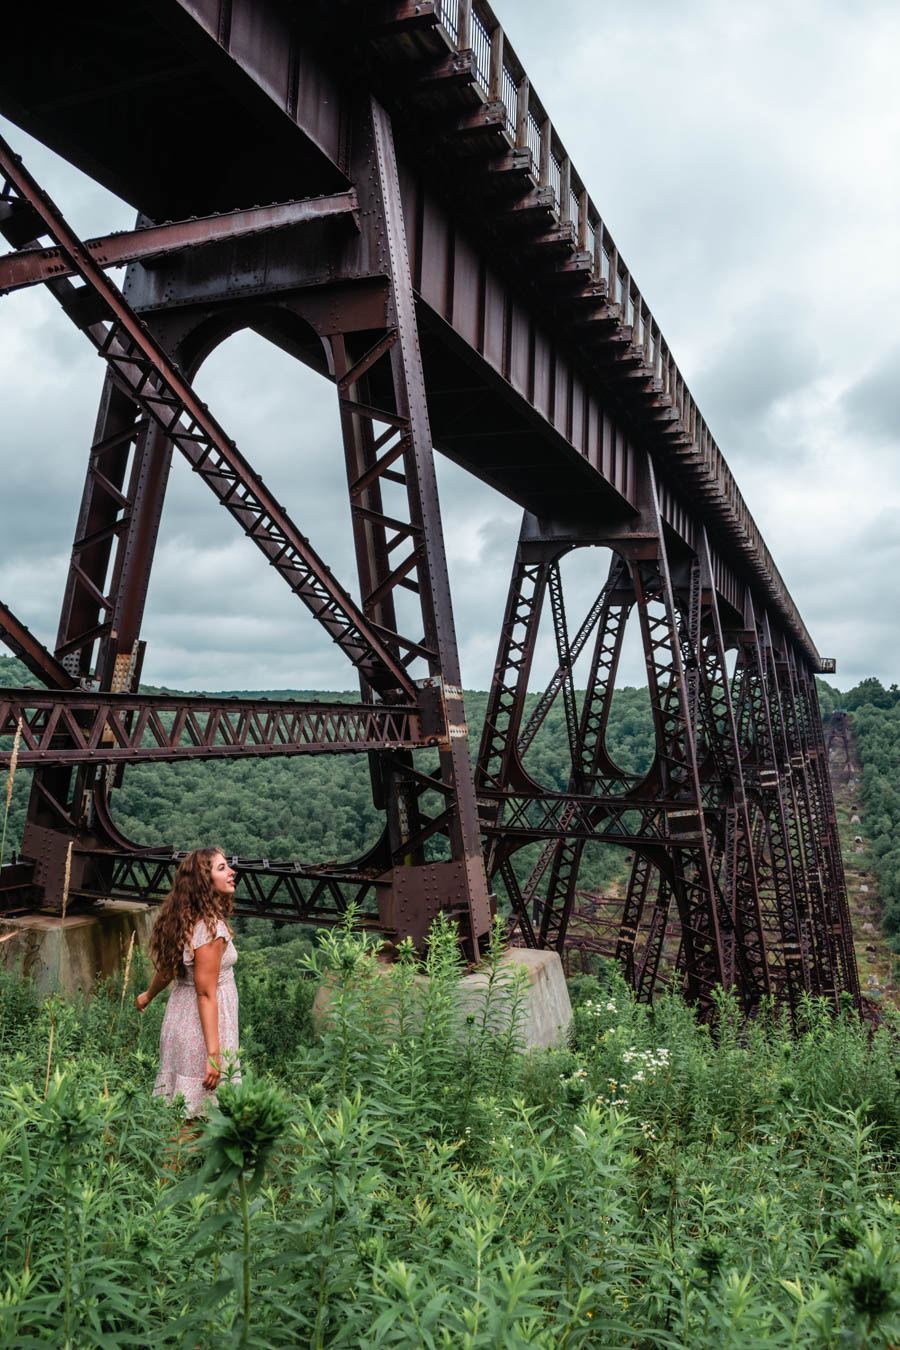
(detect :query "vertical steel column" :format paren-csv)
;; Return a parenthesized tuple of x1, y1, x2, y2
(628, 461, 726, 1005)
(330, 98, 492, 951)
(732, 603, 810, 1011)
(635, 872, 674, 1000)
(691, 532, 771, 1005)
(476, 531, 556, 927)
(776, 642, 839, 1001)
(794, 657, 860, 1003)
(537, 552, 632, 949)
(22, 374, 169, 894)
(615, 849, 654, 983)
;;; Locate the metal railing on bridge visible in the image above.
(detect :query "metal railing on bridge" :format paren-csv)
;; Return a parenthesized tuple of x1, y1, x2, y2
(432, 0, 795, 644)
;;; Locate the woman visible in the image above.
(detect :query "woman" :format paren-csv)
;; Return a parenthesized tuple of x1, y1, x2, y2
(135, 847, 240, 1116)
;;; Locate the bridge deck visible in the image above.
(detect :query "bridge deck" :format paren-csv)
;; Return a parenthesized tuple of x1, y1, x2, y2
(0, 0, 820, 665)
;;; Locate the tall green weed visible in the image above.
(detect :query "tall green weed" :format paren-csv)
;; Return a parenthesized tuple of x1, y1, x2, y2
(2, 919, 900, 1347)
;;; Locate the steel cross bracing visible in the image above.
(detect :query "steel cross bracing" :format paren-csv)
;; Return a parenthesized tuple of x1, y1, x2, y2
(475, 464, 856, 1012)
(0, 4, 858, 1009)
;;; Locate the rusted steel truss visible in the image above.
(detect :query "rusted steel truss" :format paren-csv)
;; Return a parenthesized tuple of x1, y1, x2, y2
(0, 20, 856, 1010)
(0, 108, 491, 954)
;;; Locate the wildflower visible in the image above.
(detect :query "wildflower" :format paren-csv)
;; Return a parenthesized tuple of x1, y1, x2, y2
(4, 716, 22, 810)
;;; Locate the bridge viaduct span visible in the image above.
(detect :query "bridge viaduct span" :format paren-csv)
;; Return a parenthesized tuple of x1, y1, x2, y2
(0, 0, 858, 1014)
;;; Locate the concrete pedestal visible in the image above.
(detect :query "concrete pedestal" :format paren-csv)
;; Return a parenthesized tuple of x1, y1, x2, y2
(0, 901, 154, 997)
(459, 947, 572, 1049)
(313, 945, 572, 1051)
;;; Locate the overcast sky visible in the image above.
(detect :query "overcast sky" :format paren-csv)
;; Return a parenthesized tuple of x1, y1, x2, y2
(1, 0, 897, 695)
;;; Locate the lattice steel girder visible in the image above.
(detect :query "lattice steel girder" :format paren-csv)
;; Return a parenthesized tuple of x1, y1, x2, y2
(479, 791, 715, 845)
(77, 852, 385, 926)
(0, 690, 429, 766)
(0, 193, 360, 294)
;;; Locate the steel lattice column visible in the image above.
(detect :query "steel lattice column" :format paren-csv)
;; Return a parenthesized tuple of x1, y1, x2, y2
(324, 98, 493, 951)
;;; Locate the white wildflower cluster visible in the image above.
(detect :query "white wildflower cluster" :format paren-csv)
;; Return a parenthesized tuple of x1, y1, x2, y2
(560, 1067, 588, 1083)
(580, 999, 618, 1016)
(621, 1047, 669, 1083)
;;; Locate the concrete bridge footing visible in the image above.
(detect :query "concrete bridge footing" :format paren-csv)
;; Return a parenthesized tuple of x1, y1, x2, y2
(0, 901, 154, 998)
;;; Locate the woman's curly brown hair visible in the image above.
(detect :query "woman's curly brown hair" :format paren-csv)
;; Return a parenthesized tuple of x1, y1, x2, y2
(150, 847, 234, 978)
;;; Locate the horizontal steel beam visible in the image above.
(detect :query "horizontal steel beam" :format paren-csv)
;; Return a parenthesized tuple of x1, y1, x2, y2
(479, 790, 708, 847)
(0, 192, 359, 294)
(0, 853, 384, 923)
(84, 852, 384, 923)
(0, 689, 431, 765)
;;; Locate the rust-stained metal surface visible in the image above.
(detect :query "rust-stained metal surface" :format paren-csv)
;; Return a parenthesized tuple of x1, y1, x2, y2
(0, 193, 360, 294)
(0, 0, 857, 1009)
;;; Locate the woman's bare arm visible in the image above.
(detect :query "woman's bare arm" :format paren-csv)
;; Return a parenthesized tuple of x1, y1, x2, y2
(135, 966, 172, 1011)
(193, 936, 226, 1090)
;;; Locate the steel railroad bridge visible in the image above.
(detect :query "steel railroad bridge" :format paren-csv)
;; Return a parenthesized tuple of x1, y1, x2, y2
(0, 0, 858, 1014)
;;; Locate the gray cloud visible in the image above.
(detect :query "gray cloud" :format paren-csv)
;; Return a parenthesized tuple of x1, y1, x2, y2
(839, 350, 900, 447)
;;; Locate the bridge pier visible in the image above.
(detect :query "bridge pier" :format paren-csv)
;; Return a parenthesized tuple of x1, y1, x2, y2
(313, 945, 572, 1052)
(0, 901, 152, 998)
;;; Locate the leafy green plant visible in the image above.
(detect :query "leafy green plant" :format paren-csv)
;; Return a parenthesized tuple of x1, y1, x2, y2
(185, 1076, 291, 1346)
(1, 911, 900, 1347)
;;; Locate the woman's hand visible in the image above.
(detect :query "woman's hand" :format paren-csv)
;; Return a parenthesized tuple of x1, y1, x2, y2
(203, 1053, 222, 1091)
(136, 968, 172, 1011)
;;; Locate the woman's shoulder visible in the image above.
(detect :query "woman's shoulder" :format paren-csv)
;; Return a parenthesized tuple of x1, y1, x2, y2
(190, 916, 231, 949)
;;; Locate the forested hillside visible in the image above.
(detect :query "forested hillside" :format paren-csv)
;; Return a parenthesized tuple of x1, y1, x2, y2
(819, 678, 900, 947)
(4, 655, 900, 947)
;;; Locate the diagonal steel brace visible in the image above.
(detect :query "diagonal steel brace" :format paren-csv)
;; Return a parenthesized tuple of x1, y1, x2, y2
(0, 135, 415, 700)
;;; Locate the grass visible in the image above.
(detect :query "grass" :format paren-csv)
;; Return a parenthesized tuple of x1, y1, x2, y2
(1, 916, 900, 1348)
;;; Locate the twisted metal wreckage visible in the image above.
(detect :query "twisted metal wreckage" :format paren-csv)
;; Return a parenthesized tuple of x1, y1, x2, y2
(0, 0, 858, 1015)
